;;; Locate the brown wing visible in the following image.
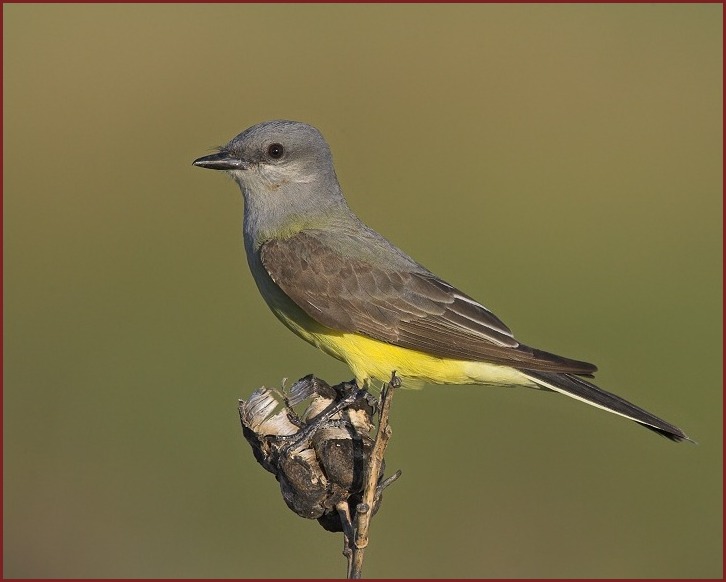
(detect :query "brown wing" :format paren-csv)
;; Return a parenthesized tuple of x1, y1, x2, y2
(260, 231, 597, 375)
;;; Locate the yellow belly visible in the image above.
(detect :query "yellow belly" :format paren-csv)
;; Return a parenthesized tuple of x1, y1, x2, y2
(268, 296, 532, 389)
(252, 262, 534, 388)
(320, 331, 532, 388)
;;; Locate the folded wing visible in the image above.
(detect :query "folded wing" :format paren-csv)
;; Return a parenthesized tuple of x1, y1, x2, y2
(260, 231, 598, 375)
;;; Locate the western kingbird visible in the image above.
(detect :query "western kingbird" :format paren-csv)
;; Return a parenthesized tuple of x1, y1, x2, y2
(193, 120, 688, 442)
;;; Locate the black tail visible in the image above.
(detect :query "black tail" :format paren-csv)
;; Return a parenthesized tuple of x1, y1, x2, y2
(521, 370, 691, 443)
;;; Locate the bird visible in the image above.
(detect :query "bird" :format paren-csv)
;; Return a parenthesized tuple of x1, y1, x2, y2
(193, 120, 689, 442)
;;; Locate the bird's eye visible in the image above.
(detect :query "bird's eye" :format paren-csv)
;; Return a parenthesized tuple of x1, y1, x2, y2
(267, 143, 284, 159)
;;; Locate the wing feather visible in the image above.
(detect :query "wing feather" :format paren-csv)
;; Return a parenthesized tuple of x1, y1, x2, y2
(260, 231, 597, 375)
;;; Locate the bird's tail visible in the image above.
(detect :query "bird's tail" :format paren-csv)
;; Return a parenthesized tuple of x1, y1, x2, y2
(521, 370, 691, 442)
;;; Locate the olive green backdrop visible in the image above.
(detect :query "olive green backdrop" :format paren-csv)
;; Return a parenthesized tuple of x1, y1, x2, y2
(3, 4, 722, 578)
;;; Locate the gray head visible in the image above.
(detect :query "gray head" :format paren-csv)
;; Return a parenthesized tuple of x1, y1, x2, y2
(194, 120, 353, 246)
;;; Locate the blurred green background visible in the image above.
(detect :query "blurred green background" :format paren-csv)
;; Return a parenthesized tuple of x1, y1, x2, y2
(3, 4, 722, 578)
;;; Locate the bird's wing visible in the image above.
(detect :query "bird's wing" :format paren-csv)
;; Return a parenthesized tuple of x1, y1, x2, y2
(260, 231, 597, 375)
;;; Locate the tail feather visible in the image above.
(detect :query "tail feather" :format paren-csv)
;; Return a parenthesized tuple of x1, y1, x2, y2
(521, 370, 691, 443)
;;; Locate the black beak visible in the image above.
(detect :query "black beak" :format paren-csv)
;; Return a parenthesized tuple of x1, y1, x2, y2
(193, 151, 246, 171)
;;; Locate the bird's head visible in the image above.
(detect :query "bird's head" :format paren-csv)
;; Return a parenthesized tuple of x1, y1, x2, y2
(194, 120, 338, 192)
(194, 120, 351, 244)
